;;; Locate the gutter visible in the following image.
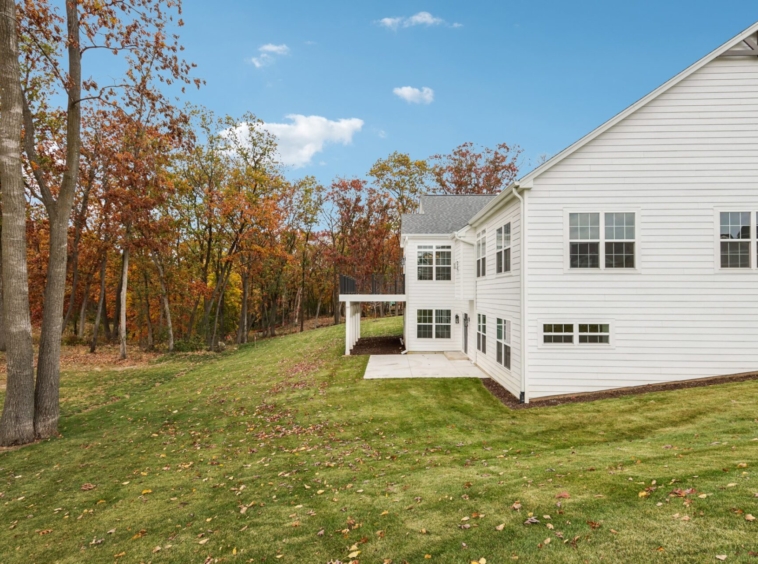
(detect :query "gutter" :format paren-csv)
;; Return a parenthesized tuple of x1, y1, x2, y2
(510, 185, 528, 404)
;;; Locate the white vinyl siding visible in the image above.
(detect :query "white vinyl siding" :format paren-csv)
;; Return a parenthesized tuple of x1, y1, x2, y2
(525, 55, 758, 398)
(403, 236, 468, 353)
(470, 196, 522, 396)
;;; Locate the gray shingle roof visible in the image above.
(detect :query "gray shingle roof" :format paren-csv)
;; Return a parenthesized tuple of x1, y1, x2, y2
(401, 195, 497, 235)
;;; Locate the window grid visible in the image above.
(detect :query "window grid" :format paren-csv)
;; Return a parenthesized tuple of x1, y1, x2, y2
(477, 313, 486, 354)
(543, 323, 612, 346)
(435, 309, 452, 339)
(417, 245, 452, 280)
(568, 212, 637, 270)
(496, 318, 511, 369)
(496, 223, 512, 274)
(417, 309, 451, 340)
(720, 212, 751, 269)
(543, 324, 574, 344)
(578, 324, 610, 344)
(476, 231, 487, 278)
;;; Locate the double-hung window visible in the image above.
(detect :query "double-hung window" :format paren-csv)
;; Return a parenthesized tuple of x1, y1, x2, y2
(435, 310, 452, 339)
(496, 318, 511, 369)
(417, 309, 451, 339)
(435, 246, 452, 280)
(720, 212, 751, 269)
(476, 230, 486, 277)
(496, 223, 511, 274)
(477, 314, 486, 353)
(417, 309, 433, 339)
(417, 245, 452, 280)
(569, 212, 636, 269)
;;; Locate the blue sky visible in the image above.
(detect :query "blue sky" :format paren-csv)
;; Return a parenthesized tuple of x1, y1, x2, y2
(173, 0, 758, 183)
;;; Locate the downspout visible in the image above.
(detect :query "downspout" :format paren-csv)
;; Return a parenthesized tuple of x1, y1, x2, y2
(511, 185, 528, 403)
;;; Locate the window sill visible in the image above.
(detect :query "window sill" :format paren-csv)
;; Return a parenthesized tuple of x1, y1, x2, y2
(563, 268, 640, 274)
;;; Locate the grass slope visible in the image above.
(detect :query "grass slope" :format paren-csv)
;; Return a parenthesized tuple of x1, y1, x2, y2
(1, 317, 758, 563)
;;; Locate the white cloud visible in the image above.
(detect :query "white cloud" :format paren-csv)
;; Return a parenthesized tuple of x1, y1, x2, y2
(261, 115, 364, 168)
(393, 86, 434, 105)
(251, 43, 289, 68)
(405, 11, 443, 26)
(378, 11, 457, 30)
(378, 16, 404, 30)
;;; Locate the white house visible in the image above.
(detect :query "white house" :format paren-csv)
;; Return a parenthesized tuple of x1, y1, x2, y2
(399, 21, 758, 403)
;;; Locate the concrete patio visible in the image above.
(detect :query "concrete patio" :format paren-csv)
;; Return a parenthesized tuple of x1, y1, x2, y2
(364, 353, 488, 380)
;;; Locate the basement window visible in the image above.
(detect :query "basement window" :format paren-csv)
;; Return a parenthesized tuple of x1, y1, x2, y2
(579, 324, 610, 344)
(543, 324, 574, 344)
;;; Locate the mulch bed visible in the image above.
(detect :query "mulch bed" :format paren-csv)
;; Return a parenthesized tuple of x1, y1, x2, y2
(483, 371, 758, 410)
(350, 336, 405, 356)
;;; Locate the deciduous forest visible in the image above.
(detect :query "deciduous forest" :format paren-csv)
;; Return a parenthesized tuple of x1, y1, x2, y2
(0, 0, 520, 445)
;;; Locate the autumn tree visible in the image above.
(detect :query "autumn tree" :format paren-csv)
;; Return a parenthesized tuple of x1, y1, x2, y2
(429, 142, 522, 195)
(0, 0, 199, 443)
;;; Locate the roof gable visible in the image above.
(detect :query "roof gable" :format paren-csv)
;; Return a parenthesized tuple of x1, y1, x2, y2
(517, 20, 758, 188)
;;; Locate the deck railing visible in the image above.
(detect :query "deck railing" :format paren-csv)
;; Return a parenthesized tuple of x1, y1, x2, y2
(339, 273, 405, 295)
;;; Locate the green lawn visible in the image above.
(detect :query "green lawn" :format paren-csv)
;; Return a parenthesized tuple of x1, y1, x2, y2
(2, 316, 758, 563)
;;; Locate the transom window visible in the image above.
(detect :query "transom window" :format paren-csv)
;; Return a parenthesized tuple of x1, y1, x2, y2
(496, 223, 511, 274)
(569, 212, 636, 270)
(477, 314, 486, 353)
(720, 212, 751, 269)
(417, 245, 452, 280)
(476, 231, 486, 278)
(417, 309, 451, 339)
(496, 318, 511, 369)
(543, 323, 612, 345)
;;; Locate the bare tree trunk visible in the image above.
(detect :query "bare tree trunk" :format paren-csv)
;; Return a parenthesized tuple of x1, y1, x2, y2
(151, 251, 173, 352)
(236, 266, 249, 344)
(90, 256, 107, 353)
(142, 271, 153, 350)
(315, 297, 322, 323)
(294, 287, 302, 329)
(210, 275, 230, 350)
(0, 0, 36, 446)
(119, 248, 129, 360)
(0, 233, 7, 352)
(76, 274, 91, 339)
(32, 2, 83, 438)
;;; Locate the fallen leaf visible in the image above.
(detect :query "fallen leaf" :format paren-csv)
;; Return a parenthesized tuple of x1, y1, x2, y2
(746, 514, 756, 522)
(348, 551, 361, 558)
(198, 538, 209, 545)
(495, 524, 505, 531)
(38, 529, 53, 535)
(511, 502, 522, 511)
(141, 489, 152, 495)
(556, 492, 570, 499)
(524, 517, 540, 525)
(80, 483, 97, 491)
(716, 556, 727, 561)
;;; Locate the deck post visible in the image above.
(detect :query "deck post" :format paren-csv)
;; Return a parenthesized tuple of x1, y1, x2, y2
(345, 301, 352, 356)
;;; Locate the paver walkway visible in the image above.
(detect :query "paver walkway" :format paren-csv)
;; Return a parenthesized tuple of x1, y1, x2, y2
(364, 353, 488, 379)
